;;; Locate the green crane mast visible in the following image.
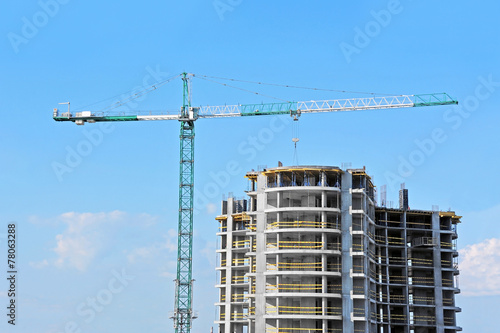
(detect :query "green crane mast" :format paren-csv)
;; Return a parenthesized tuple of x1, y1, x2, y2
(175, 73, 196, 332)
(53, 74, 458, 333)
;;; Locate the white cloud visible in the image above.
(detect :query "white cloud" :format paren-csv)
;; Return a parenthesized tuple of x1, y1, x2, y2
(206, 203, 217, 214)
(199, 241, 217, 268)
(58, 210, 126, 233)
(54, 233, 97, 271)
(160, 264, 177, 279)
(29, 259, 49, 269)
(126, 228, 178, 277)
(52, 211, 122, 271)
(126, 229, 177, 264)
(459, 238, 500, 296)
(43, 210, 159, 272)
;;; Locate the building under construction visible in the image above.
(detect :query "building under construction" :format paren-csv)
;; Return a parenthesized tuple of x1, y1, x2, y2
(214, 165, 461, 333)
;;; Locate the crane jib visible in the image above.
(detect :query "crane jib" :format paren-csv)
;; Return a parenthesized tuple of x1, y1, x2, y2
(53, 93, 458, 124)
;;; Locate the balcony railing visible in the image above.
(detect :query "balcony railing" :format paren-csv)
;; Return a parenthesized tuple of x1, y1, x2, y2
(266, 241, 340, 251)
(266, 305, 341, 316)
(267, 220, 340, 230)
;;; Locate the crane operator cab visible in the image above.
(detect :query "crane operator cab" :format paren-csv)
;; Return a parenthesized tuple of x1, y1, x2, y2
(181, 106, 199, 121)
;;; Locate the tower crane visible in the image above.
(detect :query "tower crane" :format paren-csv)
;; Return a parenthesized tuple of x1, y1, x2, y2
(53, 72, 458, 333)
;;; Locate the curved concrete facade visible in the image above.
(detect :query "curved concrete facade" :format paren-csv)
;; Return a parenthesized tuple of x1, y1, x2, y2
(215, 166, 461, 333)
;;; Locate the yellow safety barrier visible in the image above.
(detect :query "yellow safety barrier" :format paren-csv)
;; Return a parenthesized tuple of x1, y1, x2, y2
(229, 312, 248, 320)
(328, 284, 341, 293)
(267, 262, 323, 271)
(266, 283, 323, 292)
(265, 305, 342, 316)
(444, 317, 456, 325)
(232, 258, 250, 266)
(353, 265, 364, 273)
(443, 297, 454, 306)
(231, 293, 248, 302)
(388, 257, 406, 265)
(441, 241, 453, 248)
(232, 276, 249, 284)
(233, 240, 251, 248)
(404, 221, 433, 229)
(390, 313, 407, 323)
(410, 276, 434, 285)
(266, 329, 342, 333)
(442, 278, 454, 287)
(441, 259, 451, 265)
(352, 243, 364, 251)
(267, 241, 324, 250)
(367, 231, 405, 245)
(369, 269, 387, 281)
(390, 314, 407, 319)
(389, 275, 408, 283)
(377, 314, 389, 321)
(389, 295, 406, 303)
(368, 291, 440, 305)
(327, 263, 341, 272)
(378, 219, 403, 225)
(353, 286, 364, 295)
(412, 315, 436, 324)
(267, 220, 340, 230)
(372, 294, 389, 302)
(412, 296, 434, 304)
(409, 257, 433, 266)
(371, 312, 389, 321)
(353, 308, 365, 317)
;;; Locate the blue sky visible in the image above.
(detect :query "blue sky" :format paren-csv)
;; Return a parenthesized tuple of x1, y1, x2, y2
(1, 1, 500, 332)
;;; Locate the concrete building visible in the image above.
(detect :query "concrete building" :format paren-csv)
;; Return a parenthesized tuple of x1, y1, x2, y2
(214, 165, 461, 333)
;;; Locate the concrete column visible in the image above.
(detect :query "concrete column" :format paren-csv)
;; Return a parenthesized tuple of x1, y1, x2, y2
(341, 171, 354, 332)
(225, 198, 234, 333)
(362, 194, 370, 333)
(254, 174, 267, 333)
(432, 212, 444, 332)
(402, 210, 410, 333)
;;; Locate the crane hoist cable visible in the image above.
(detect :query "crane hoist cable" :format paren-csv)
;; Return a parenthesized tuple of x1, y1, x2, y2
(292, 116, 300, 165)
(101, 74, 182, 112)
(72, 74, 182, 112)
(194, 75, 288, 102)
(195, 74, 400, 96)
